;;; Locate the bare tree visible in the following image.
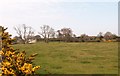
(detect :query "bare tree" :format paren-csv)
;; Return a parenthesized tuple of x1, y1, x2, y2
(80, 34, 89, 42)
(103, 32, 117, 41)
(97, 32, 103, 41)
(38, 25, 55, 43)
(61, 28, 72, 37)
(57, 30, 63, 42)
(14, 24, 35, 44)
(104, 31, 114, 40)
(57, 28, 73, 42)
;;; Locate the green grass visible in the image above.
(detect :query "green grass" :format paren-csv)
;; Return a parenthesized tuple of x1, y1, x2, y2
(13, 42, 118, 74)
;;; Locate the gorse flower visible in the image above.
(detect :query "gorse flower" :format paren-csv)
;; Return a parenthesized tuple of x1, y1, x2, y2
(0, 27, 40, 75)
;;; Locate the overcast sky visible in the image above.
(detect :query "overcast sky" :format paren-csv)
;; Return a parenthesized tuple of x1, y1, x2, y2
(0, 0, 119, 37)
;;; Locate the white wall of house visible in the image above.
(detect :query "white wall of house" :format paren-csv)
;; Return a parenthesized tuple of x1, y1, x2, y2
(28, 39, 37, 44)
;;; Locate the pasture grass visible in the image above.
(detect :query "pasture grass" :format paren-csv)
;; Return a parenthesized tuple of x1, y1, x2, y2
(13, 42, 118, 74)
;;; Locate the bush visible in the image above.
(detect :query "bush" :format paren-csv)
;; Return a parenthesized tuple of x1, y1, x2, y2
(0, 27, 40, 75)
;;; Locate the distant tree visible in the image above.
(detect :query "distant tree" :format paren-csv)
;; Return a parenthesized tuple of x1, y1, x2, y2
(104, 32, 114, 40)
(104, 32, 112, 36)
(61, 28, 72, 36)
(73, 34, 76, 38)
(56, 30, 63, 42)
(58, 28, 73, 42)
(112, 34, 117, 39)
(14, 24, 35, 44)
(49, 28, 55, 38)
(80, 34, 89, 42)
(97, 32, 103, 37)
(57, 30, 62, 38)
(97, 32, 103, 41)
(38, 25, 55, 43)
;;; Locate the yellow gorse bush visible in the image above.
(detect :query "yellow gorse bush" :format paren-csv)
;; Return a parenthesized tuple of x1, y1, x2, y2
(0, 27, 40, 75)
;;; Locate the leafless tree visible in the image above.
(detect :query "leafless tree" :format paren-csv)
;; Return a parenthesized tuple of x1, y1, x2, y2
(80, 34, 89, 42)
(61, 28, 72, 37)
(57, 28, 73, 42)
(14, 24, 34, 44)
(38, 25, 55, 43)
(103, 32, 117, 40)
(97, 32, 103, 41)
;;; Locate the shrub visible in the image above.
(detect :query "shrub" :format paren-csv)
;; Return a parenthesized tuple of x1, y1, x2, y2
(0, 27, 40, 75)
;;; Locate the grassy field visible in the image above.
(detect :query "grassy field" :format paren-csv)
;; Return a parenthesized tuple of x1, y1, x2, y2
(13, 42, 118, 74)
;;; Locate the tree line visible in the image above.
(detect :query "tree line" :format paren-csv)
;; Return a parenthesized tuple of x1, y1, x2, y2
(13, 24, 119, 44)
